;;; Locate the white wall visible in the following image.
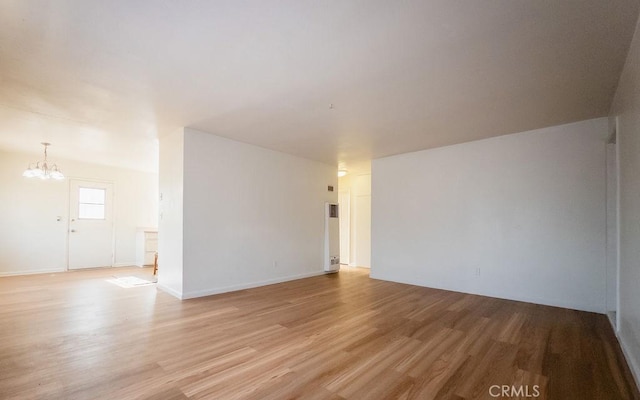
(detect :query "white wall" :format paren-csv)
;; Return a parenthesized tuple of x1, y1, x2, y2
(371, 118, 608, 313)
(610, 12, 640, 386)
(157, 129, 185, 297)
(0, 149, 158, 275)
(178, 128, 337, 298)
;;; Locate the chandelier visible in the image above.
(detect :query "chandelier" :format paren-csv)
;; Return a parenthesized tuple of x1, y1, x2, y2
(23, 142, 65, 180)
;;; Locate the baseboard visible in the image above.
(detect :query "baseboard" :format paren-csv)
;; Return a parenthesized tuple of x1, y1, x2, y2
(607, 311, 617, 331)
(181, 270, 326, 300)
(0, 267, 66, 277)
(157, 283, 183, 299)
(369, 271, 604, 314)
(618, 332, 640, 392)
(0, 264, 145, 277)
(113, 262, 138, 267)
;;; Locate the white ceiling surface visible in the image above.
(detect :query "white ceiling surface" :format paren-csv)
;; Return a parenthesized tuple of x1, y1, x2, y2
(0, 1, 637, 173)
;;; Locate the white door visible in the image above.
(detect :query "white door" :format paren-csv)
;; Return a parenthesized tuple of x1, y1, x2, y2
(68, 180, 114, 269)
(339, 190, 350, 264)
(355, 194, 371, 267)
(605, 134, 620, 331)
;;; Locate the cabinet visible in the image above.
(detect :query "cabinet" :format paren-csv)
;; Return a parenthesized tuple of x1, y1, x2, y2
(136, 229, 158, 267)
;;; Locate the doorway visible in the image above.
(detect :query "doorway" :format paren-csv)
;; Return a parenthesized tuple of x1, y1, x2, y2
(339, 189, 351, 265)
(338, 173, 372, 268)
(68, 179, 115, 269)
(354, 193, 371, 267)
(605, 124, 620, 331)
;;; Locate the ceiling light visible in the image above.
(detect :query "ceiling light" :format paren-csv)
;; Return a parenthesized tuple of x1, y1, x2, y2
(337, 169, 348, 177)
(23, 143, 65, 181)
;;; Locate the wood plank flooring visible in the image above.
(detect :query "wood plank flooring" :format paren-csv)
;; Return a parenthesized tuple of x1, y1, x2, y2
(0, 267, 637, 399)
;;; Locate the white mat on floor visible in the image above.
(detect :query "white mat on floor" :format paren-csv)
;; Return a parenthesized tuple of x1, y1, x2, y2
(108, 275, 157, 288)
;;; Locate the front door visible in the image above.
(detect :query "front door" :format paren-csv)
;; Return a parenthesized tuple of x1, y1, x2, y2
(68, 179, 114, 269)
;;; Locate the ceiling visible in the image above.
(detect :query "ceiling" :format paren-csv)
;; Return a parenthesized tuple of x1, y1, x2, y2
(0, 1, 638, 173)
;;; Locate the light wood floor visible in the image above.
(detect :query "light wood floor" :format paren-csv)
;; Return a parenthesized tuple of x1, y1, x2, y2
(0, 267, 637, 400)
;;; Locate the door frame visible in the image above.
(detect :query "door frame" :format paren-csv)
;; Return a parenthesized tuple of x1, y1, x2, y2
(66, 178, 116, 270)
(614, 118, 621, 333)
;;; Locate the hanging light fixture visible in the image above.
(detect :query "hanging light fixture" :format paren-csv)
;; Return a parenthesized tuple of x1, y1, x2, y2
(23, 142, 65, 180)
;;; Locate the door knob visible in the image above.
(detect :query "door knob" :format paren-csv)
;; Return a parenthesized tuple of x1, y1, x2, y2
(70, 229, 76, 233)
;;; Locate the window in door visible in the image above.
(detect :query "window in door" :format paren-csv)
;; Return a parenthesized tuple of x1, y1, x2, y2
(78, 187, 106, 220)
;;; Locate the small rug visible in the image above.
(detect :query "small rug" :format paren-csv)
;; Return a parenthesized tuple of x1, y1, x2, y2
(108, 274, 157, 288)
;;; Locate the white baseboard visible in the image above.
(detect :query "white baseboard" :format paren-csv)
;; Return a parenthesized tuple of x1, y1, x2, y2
(0, 267, 66, 277)
(1, 264, 146, 277)
(113, 262, 138, 267)
(369, 271, 604, 314)
(181, 270, 326, 300)
(618, 332, 640, 393)
(157, 283, 183, 299)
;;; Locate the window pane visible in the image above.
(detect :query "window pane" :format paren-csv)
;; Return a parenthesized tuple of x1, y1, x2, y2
(79, 204, 105, 220)
(79, 188, 105, 205)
